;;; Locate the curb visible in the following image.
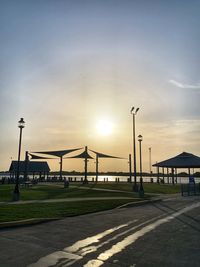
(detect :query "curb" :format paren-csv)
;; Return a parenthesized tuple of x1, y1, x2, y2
(116, 198, 162, 209)
(0, 198, 162, 229)
(0, 218, 60, 229)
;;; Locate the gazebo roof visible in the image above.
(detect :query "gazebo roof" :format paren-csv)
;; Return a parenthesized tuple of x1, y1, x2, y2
(153, 152, 200, 168)
(9, 161, 50, 173)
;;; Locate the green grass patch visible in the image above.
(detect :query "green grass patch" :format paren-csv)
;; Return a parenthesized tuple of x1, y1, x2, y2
(143, 183, 181, 194)
(0, 184, 134, 202)
(0, 182, 181, 203)
(0, 199, 135, 223)
(79, 182, 181, 194)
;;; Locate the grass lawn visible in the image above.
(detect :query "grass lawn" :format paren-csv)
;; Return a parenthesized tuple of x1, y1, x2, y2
(0, 182, 180, 224)
(0, 199, 136, 223)
(80, 182, 181, 194)
(0, 184, 135, 202)
(0, 182, 181, 203)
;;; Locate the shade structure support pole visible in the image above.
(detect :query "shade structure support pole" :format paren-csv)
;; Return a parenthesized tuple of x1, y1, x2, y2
(59, 156, 63, 180)
(84, 146, 88, 183)
(95, 154, 99, 183)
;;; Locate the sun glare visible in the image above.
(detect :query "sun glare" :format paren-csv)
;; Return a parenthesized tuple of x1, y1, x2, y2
(96, 119, 113, 136)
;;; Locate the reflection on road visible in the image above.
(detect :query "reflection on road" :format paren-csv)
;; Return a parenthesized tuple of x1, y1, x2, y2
(28, 202, 200, 267)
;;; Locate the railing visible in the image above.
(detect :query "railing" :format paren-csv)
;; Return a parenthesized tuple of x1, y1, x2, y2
(181, 183, 200, 196)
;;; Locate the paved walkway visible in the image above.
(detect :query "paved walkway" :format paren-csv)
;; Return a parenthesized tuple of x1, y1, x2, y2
(0, 183, 182, 206)
(0, 196, 135, 205)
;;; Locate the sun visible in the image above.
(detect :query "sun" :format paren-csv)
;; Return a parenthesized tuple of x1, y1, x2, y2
(96, 119, 113, 136)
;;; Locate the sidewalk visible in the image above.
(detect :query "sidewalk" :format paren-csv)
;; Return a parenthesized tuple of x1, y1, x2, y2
(0, 196, 135, 205)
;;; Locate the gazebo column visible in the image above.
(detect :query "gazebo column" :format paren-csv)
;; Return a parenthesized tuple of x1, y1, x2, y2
(167, 168, 169, 184)
(188, 168, 191, 177)
(162, 167, 165, 184)
(171, 168, 174, 185)
(157, 166, 160, 183)
(175, 168, 178, 183)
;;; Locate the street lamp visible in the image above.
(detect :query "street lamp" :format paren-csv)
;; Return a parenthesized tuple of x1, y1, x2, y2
(138, 134, 144, 197)
(149, 147, 152, 182)
(13, 118, 25, 201)
(130, 106, 139, 191)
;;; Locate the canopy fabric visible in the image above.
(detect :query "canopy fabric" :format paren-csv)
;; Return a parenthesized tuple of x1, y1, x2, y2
(31, 148, 82, 157)
(29, 153, 56, 160)
(68, 150, 93, 159)
(153, 152, 200, 168)
(89, 149, 123, 159)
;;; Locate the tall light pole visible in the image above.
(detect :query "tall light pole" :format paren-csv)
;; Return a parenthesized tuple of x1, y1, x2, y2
(138, 134, 144, 197)
(149, 147, 152, 181)
(13, 118, 25, 201)
(130, 106, 139, 191)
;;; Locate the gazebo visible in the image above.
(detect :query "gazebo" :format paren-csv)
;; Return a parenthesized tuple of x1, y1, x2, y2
(9, 160, 50, 180)
(153, 152, 200, 184)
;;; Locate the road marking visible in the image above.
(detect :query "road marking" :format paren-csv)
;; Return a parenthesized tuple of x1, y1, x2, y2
(84, 202, 200, 266)
(28, 214, 163, 267)
(28, 202, 200, 267)
(28, 221, 134, 267)
(69, 216, 163, 256)
(66, 222, 134, 253)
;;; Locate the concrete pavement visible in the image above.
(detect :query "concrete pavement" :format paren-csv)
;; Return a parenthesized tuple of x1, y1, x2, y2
(0, 195, 199, 267)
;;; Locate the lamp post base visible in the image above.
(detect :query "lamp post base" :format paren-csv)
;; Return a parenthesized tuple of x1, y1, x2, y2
(132, 183, 138, 192)
(139, 178, 144, 197)
(12, 191, 20, 201)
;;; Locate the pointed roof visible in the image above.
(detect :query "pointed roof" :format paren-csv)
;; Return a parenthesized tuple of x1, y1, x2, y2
(9, 161, 50, 172)
(153, 152, 200, 168)
(89, 149, 123, 159)
(31, 148, 82, 157)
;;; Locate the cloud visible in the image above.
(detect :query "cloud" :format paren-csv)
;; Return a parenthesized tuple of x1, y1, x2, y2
(169, 80, 200, 89)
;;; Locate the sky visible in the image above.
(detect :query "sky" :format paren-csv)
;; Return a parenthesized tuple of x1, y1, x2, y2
(0, 0, 200, 173)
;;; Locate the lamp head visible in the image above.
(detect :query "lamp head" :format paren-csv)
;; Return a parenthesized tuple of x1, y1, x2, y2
(18, 118, 25, 129)
(135, 107, 139, 114)
(130, 107, 134, 113)
(138, 134, 143, 142)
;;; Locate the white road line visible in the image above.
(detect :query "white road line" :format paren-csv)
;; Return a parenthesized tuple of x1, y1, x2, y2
(73, 215, 164, 256)
(66, 222, 134, 253)
(84, 202, 200, 267)
(28, 221, 134, 267)
(28, 202, 199, 267)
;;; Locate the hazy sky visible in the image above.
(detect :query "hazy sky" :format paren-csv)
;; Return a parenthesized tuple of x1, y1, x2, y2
(0, 0, 200, 172)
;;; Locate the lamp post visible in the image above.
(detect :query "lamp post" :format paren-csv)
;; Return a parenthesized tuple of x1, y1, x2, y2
(149, 147, 152, 182)
(138, 134, 144, 197)
(13, 118, 25, 201)
(130, 106, 139, 191)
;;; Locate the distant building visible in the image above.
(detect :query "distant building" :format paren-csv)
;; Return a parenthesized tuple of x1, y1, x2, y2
(9, 160, 50, 179)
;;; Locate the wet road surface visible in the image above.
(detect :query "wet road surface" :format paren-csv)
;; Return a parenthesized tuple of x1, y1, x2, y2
(0, 195, 199, 267)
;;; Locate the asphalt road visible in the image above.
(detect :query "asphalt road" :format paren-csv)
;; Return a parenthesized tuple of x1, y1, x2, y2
(0, 195, 199, 267)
